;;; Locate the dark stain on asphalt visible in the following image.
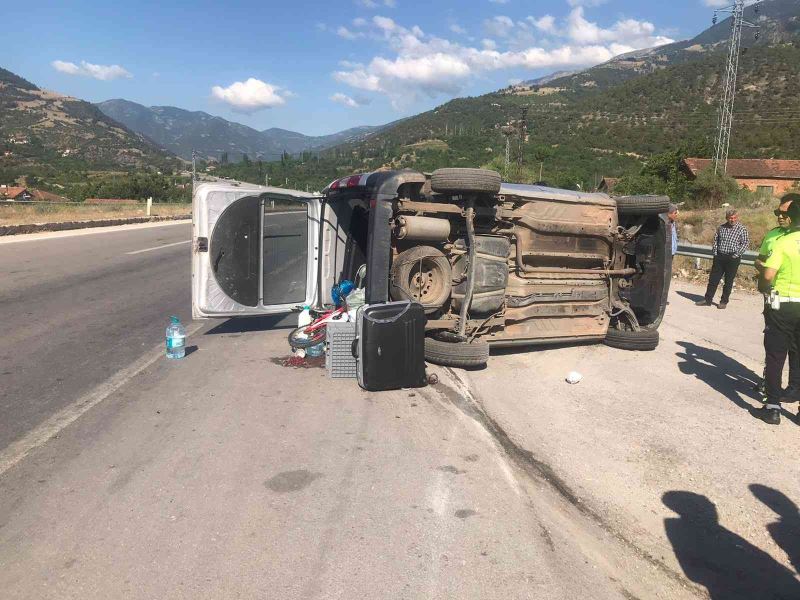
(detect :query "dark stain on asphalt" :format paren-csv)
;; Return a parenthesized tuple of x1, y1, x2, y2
(539, 523, 556, 552)
(455, 509, 477, 519)
(265, 469, 323, 493)
(463, 454, 480, 462)
(270, 356, 325, 369)
(438, 465, 466, 475)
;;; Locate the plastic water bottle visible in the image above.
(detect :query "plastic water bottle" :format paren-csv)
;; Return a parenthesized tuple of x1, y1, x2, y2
(306, 342, 324, 357)
(166, 316, 186, 359)
(297, 305, 312, 328)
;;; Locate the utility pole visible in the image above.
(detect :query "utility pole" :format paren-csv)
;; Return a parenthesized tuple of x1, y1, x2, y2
(517, 106, 529, 168)
(191, 150, 197, 192)
(501, 126, 514, 181)
(711, 1, 760, 174)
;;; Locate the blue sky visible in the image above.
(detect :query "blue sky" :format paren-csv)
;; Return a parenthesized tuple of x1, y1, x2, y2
(4, 0, 724, 136)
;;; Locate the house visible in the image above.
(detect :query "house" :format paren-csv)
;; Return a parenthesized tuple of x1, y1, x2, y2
(681, 158, 800, 197)
(597, 177, 619, 193)
(29, 188, 68, 202)
(0, 186, 33, 201)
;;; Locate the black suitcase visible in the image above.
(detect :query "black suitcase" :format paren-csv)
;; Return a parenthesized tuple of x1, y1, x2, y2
(353, 301, 427, 391)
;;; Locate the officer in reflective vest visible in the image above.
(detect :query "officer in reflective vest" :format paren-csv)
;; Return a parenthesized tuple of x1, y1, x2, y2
(755, 193, 800, 397)
(758, 199, 800, 424)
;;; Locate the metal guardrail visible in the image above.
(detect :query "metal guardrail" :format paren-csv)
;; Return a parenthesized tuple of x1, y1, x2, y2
(677, 242, 757, 267)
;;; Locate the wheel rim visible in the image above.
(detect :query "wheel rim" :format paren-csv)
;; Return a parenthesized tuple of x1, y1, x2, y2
(407, 259, 447, 305)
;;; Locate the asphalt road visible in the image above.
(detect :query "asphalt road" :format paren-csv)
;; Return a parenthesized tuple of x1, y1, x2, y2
(0, 315, 676, 600)
(0, 222, 192, 451)
(2, 225, 795, 598)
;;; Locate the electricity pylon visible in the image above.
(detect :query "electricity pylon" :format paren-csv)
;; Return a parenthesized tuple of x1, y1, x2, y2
(712, 1, 760, 174)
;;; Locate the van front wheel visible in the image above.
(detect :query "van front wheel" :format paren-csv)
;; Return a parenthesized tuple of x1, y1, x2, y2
(424, 336, 489, 368)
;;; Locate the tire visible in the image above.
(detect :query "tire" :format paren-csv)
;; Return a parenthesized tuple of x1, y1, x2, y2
(288, 326, 326, 349)
(424, 336, 490, 368)
(390, 246, 452, 314)
(615, 195, 671, 216)
(431, 168, 502, 195)
(603, 327, 659, 351)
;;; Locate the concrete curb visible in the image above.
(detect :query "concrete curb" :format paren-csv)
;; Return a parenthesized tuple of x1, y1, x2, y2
(0, 215, 191, 237)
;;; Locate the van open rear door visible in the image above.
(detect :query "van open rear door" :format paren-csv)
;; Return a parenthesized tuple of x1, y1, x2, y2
(192, 181, 321, 318)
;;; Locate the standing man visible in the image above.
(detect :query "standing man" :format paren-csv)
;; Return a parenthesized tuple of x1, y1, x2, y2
(757, 200, 800, 424)
(668, 204, 679, 256)
(755, 195, 798, 398)
(696, 208, 750, 309)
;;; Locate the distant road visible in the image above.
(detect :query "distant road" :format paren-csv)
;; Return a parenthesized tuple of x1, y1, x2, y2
(0, 222, 192, 451)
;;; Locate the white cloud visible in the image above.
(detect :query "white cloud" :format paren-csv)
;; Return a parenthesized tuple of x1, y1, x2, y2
(567, 0, 608, 6)
(565, 7, 673, 47)
(337, 26, 361, 40)
(51, 60, 132, 81)
(353, 17, 368, 27)
(211, 78, 288, 112)
(355, 0, 396, 7)
(332, 9, 674, 108)
(449, 23, 467, 35)
(702, 0, 729, 5)
(529, 14, 556, 33)
(484, 15, 515, 37)
(330, 92, 370, 108)
(374, 15, 397, 32)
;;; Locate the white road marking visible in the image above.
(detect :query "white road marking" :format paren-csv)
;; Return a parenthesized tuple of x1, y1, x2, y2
(126, 240, 191, 255)
(0, 220, 191, 245)
(0, 321, 205, 478)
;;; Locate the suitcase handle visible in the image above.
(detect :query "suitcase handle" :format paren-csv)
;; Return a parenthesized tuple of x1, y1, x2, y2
(364, 301, 413, 324)
(351, 338, 359, 358)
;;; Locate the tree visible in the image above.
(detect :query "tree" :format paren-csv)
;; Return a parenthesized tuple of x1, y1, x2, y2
(614, 149, 691, 200)
(690, 168, 740, 208)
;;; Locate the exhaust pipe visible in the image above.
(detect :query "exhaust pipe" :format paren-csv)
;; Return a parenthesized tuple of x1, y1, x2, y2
(395, 216, 451, 242)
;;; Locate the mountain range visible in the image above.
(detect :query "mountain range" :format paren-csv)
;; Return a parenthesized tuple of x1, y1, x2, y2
(294, 0, 800, 190)
(0, 67, 171, 170)
(95, 99, 388, 161)
(2, 0, 800, 188)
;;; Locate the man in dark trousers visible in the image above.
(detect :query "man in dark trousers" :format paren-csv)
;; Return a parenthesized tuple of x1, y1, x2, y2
(757, 199, 800, 424)
(696, 208, 750, 309)
(755, 194, 800, 397)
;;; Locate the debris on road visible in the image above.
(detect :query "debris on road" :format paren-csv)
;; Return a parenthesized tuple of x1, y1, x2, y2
(565, 371, 583, 384)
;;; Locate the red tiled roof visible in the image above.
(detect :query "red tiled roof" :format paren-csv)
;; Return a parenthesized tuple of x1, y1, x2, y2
(0, 186, 29, 198)
(683, 158, 800, 179)
(30, 188, 68, 202)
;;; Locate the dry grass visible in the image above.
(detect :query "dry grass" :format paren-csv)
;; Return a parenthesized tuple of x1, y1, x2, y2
(675, 205, 779, 291)
(0, 203, 190, 226)
(677, 205, 777, 250)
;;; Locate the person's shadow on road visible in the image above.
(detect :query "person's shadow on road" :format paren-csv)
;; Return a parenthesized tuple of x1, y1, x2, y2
(663, 490, 800, 599)
(676, 341, 762, 412)
(676, 290, 707, 303)
(750, 484, 800, 575)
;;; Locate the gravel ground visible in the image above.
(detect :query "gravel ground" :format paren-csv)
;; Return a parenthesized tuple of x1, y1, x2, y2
(452, 279, 800, 599)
